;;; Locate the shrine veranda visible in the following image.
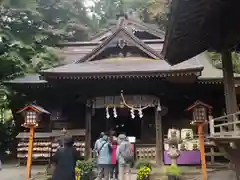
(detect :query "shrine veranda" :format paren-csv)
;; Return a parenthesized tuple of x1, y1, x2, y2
(6, 15, 239, 165)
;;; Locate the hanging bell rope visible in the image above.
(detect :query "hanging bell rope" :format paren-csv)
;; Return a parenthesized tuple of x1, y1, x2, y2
(120, 90, 151, 111)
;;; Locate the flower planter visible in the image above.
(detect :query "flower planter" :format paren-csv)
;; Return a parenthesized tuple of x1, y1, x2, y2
(167, 175, 181, 180)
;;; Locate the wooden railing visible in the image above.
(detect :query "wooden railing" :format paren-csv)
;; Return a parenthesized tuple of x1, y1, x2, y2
(209, 112, 240, 137)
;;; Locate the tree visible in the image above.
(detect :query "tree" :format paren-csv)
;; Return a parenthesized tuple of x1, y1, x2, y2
(91, 0, 124, 29)
(0, 0, 96, 155)
(90, 0, 170, 31)
(0, 0, 95, 80)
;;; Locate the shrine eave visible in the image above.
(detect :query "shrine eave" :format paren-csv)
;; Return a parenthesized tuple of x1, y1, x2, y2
(4, 74, 47, 84)
(41, 70, 202, 80)
(41, 56, 203, 80)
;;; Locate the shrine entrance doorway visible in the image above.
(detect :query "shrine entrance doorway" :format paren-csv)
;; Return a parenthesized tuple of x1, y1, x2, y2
(90, 94, 159, 146)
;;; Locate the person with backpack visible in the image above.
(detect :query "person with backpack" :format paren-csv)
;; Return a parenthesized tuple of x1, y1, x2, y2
(95, 134, 112, 180)
(116, 134, 133, 180)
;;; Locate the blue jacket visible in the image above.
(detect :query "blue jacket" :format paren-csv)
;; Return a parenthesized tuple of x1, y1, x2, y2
(96, 137, 111, 165)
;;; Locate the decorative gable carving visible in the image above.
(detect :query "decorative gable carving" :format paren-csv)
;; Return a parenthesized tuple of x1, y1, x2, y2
(76, 28, 162, 63)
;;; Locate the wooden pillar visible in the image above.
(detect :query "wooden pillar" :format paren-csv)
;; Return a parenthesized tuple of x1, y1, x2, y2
(222, 50, 238, 121)
(155, 107, 164, 166)
(85, 100, 92, 160)
(26, 126, 35, 180)
(198, 123, 207, 180)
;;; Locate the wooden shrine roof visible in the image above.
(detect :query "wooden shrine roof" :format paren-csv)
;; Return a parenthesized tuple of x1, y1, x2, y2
(60, 39, 164, 64)
(17, 104, 50, 114)
(7, 13, 240, 84)
(75, 27, 162, 63)
(7, 52, 240, 84)
(41, 24, 203, 79)
(163, 0, 240, 65)
(41, 57, 202, 79)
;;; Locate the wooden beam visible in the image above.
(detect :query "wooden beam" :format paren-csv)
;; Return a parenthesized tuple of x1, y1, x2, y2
(85, 100, 92, 160)
(155, 107, 164, 166)
(222, 50, 238, 123)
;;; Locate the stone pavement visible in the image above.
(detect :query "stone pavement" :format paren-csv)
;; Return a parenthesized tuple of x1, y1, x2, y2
(0, 164, 238, 180)
(1, 164, 45, 180)
(189, 170, 237, 180)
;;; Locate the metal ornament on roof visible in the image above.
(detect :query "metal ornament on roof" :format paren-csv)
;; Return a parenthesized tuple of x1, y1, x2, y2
(118, 39, 127, 49)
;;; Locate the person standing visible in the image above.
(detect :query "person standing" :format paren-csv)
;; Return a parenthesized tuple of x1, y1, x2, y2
(116, 134, 133, 180)
(109, 137, 118, 180)
(94, 132, 105, 179)
(95, 134, 112, 180)
(51, 136, 79, 180)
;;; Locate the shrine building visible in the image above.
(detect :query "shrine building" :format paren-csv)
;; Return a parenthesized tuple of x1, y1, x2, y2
(6, 15, 240, 165)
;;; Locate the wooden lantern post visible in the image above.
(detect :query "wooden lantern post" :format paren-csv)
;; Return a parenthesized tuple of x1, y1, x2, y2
(17, 105, 50, 180)
(187, 101, 212, 180)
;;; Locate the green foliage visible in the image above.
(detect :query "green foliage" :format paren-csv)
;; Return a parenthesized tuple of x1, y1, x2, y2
(0, 120, 15, 155)
(1, 0, 38, 9)
(166, 164, 182, 177)
(90, 0, 169, 31)
(76, 159, 95, 180)
(0, 0, 96, 155)
(134, 159, 154, 169)
(0, 0, 95, 81)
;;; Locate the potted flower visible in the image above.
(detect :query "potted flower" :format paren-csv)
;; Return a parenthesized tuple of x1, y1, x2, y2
(166, 164, 182, 180)
(137, 166, 151, 180)
(75, 159, 95, 180)
(75, 167, 81, 180)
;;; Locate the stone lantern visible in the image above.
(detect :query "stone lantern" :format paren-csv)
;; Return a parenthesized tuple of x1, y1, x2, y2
(167, 127, 181, 165)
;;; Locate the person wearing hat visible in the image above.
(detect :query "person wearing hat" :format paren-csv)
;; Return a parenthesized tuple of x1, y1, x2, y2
(51, 136, 79, 180)
(116, 134, 133, 180)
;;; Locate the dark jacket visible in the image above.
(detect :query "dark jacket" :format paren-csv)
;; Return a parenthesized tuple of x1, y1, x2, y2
(52, 146, 79, 180)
